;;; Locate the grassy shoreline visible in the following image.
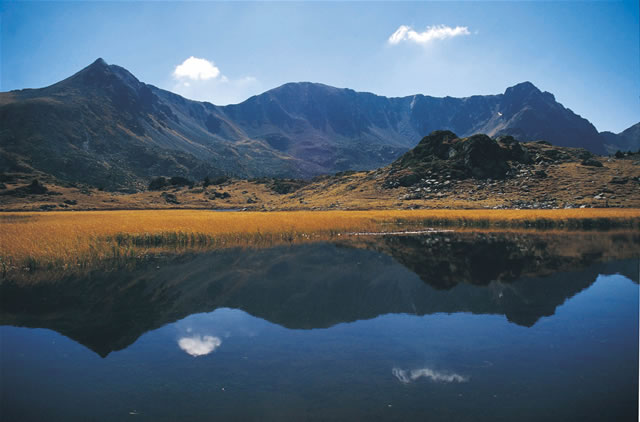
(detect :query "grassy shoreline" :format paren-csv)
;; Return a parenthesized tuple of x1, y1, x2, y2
(1, 209, 639, 277)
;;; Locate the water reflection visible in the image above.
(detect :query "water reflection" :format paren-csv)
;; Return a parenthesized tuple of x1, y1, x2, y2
(351, 231, 639, 288)
(0, 231, 638, 421)
(392, 367, 469, 384)
(0, 231, 637, 357)
(178, 335, 222, 357)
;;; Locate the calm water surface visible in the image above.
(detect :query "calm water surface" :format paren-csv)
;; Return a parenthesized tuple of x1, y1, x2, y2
(1, 232, 638, 421)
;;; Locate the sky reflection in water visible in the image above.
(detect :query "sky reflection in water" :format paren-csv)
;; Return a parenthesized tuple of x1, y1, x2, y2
(0, 233, 638, 421)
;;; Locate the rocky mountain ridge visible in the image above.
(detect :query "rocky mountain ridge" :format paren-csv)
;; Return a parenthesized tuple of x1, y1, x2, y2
(0, 58, 629, 190)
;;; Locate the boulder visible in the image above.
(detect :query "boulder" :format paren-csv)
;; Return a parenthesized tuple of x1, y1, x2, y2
(25, 179, 48, 194)
(610, 177, 628, 184)
(459, 134, 510, 179)
(160, 192, 179, 204)
(581, 158, 603, 167)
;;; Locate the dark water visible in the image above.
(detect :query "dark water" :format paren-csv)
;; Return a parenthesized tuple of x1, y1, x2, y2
(1, 232, 638, 421)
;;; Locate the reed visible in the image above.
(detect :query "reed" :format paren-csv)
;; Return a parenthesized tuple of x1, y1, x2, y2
(1, 209, 638, 277)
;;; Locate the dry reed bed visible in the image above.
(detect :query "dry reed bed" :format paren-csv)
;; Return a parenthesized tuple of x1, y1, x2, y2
(1, 209, 639, 275)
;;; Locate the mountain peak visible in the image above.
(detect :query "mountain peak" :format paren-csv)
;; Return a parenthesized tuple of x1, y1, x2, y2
(72, 57, 113, 81)
(271, 81, 346, 95)
(79, 58, 110, 74)
(64, 57, 145, 92)
(504, 81, 541, 97)
(91, 57, 108, 67)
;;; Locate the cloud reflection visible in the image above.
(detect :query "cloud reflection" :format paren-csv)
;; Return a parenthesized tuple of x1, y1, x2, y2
(392, 367, 468, 383)
(178, 335, 222, 357)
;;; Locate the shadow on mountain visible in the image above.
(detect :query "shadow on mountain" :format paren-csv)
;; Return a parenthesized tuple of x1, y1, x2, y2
(1, 231, 637, 357)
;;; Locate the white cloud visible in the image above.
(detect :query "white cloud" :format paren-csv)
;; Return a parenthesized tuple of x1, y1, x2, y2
(172, 74, 260, 105)
(392, 367, 469, 383)
(178, 335, 222, 357)
(388, 25, 471, 45)
(173, 56, 221, 81)
(170, 57, 260, 105)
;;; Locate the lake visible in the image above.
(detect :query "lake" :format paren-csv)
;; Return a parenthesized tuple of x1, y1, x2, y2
(1, 231, 638, 421)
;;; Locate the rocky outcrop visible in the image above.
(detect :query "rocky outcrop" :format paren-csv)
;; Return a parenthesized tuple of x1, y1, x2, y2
(385, 131, 601, 190)
(386, 131, 534, 186)
(0, 179, 58, 198)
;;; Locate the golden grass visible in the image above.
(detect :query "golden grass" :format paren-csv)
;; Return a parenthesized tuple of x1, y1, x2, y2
(1, 209, 639, 276)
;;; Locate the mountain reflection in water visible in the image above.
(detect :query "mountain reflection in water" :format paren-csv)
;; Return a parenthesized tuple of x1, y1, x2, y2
(1, 231, 637, 357)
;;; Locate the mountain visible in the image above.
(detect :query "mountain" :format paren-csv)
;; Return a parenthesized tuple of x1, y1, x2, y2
(0, 59, 285, 191)
(600, 122, 640, 154)
(0, 58, 609, 190)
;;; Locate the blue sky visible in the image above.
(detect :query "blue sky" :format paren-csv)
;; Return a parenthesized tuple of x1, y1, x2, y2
(1, 1, 638, 132)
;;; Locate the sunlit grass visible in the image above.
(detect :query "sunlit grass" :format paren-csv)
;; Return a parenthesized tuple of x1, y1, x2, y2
(1, 209, 639, 276)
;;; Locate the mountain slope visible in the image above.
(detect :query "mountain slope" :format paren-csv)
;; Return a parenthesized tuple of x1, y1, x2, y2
(0, 58, 609, 190)
(601, 122, 640, 154)
(223, 80, 607, 156)
(0, 59, 299, 190)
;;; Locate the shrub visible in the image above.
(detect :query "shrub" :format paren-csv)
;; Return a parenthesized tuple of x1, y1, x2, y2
(149, 177, 168, 190)
(206, 176, 230, 186)
(581, 158, 603, 167)
(26, 179, 48, 194)
(169, 176, 193, 187)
